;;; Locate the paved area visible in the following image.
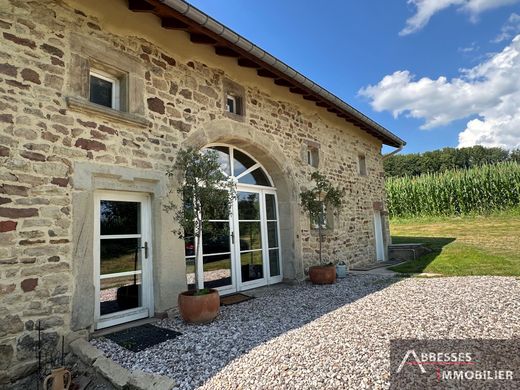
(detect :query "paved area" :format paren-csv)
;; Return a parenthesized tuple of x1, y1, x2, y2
(92, 275, 520, 389)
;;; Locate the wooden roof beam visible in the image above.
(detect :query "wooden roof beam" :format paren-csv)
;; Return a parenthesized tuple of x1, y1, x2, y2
(257, 69, 277, 78)
(128, 0, 155, 12)
(303, 95, 319, 101)
(190, 33, 217, 45)
(237, 58, 262, 68)
(289, 87, 307, 95)
(161, 17, 190, 30)
(274, 78, 293, 87)
(316, 101, 331, 108)
(215, 46, 240, 57)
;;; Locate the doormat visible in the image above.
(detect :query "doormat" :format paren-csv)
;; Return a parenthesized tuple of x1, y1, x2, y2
(104, 324, 181, 352)
(220, 293, 253, 306)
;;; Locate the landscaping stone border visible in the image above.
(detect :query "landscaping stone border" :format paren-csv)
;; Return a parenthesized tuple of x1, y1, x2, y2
(69, 338, 175, 390)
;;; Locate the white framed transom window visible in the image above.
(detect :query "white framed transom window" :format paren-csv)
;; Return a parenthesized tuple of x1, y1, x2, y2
(89, 69, 120, 110)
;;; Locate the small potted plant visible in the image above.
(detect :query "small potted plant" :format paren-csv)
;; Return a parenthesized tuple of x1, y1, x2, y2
(165, 147, 236, 323)
(300, 171, 344, 284)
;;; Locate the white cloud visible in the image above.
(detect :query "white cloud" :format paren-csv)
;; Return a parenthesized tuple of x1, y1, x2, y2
(458, 42, 480, 53)
(401, 0, 520, 36)
(359, 35, 520, 149)
(494, 13, 520, 43)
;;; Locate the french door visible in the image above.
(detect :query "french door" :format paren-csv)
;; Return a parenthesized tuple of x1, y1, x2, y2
(235, 186, 282, 291)
(94, 191, 154, 329)
(186, 187, 282, 295)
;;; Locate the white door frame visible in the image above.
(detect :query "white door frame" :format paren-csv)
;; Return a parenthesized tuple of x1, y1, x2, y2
(373, 210, 386, 262)
(193, 185, 284, 295)
(234, 185, 283, 292)
(93, 191, 154, 329)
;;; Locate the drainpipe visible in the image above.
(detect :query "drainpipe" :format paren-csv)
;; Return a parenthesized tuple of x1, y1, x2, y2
(382, 145, 404, 160)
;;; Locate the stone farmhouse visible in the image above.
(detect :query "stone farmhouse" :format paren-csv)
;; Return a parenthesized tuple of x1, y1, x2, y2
(0, 0, 405, 382)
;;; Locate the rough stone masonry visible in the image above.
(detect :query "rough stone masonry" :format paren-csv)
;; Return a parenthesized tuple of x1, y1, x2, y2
(0, 0, 391, 383)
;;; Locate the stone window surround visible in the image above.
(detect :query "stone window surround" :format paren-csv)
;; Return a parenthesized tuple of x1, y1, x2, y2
(70, 162, 184, 332)
(66, 33, 148, 128)
(223, 78, 246, 121)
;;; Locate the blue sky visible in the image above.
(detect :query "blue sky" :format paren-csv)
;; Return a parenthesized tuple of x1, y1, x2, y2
(187, 0, 520, 154)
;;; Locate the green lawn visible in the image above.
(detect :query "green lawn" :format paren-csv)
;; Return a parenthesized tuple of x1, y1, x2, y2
(389, 210, 520, 276)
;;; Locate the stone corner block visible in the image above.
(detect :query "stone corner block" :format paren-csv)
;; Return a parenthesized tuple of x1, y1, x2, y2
(65, 330, 89, 347)
(69, 338, 103, 365)
(129, 370, 176, 390)
(93, 356, 131, 390)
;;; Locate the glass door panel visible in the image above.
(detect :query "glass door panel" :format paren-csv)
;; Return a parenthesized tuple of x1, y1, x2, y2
(203, 254, 232, 289)
(265, 193, 282, 279)
(240, 250, 263, 282)
(237, 191, 266, 285)
(95, 194, 152, 329)
(202, 221, 233, 289)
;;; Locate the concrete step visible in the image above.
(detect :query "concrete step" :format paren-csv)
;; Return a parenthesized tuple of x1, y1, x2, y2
(389, 243, 431, 262)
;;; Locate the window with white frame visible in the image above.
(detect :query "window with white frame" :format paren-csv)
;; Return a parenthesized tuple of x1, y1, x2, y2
(358, 154, 367, 176)
(307, 146, 319, 168)
(223, 78, 246, 119)
(226, 94, 240, 115)
(89, 69, 120, 110)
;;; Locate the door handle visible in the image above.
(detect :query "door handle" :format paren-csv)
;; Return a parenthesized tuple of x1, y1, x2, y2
(137, 242, 149, 259)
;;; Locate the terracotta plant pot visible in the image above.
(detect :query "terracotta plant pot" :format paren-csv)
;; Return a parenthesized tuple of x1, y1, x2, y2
(178, 289, 220, 324)
(308, 265, 336, 284)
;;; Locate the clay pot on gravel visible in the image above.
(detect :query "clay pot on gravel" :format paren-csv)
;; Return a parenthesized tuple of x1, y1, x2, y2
(309, 265, 337, 284)
(178, 289, 220, 324)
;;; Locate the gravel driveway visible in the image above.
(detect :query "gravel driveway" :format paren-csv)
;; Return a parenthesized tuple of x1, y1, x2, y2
(91, 275, 520, 389)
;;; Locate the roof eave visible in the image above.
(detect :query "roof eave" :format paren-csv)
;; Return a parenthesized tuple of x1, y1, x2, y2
(128, 0, 406, 148)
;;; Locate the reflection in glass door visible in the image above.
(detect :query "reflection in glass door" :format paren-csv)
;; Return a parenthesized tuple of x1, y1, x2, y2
(186, 205, 235, 291)
(237, 191, 264, 286)
(94, 192, 153, 329)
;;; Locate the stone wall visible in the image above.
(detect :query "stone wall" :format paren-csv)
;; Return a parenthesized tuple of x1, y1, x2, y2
(0, 0, 391, 382)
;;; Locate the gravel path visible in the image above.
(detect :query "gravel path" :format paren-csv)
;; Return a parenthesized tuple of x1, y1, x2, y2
(91, 275, 520, 389)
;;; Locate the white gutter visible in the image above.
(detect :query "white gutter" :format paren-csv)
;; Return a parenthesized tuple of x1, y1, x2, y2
(382, 145, 404, 160)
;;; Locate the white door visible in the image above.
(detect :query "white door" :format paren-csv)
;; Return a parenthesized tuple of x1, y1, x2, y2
(373, 210, 386, 262)
(185, 145, 283, 294)
(94, 191, 154, 329)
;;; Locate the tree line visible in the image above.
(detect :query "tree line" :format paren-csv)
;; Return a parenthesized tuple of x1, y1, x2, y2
(384, 146, 520, 177)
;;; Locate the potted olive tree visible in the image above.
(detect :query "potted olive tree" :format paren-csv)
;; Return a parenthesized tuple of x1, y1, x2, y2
(165, 147, 236, 323)
(300, 171, 344, 284)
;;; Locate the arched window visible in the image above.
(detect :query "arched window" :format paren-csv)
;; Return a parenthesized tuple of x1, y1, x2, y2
(204, 145, 273, 187)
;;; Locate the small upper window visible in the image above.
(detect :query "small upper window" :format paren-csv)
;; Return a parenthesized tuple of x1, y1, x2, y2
(307, 146, 319, 168)
(89, 70, 120, 110)
(226, 94, 241, 115)
(358, 154, 367, 176)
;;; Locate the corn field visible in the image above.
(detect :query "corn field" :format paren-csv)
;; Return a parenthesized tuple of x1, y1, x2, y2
(386, 162, 520, 218)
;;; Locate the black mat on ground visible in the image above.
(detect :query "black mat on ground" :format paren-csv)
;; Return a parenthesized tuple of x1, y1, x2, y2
(220, 293, 253, 306)
(105, 324, 181, 352)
